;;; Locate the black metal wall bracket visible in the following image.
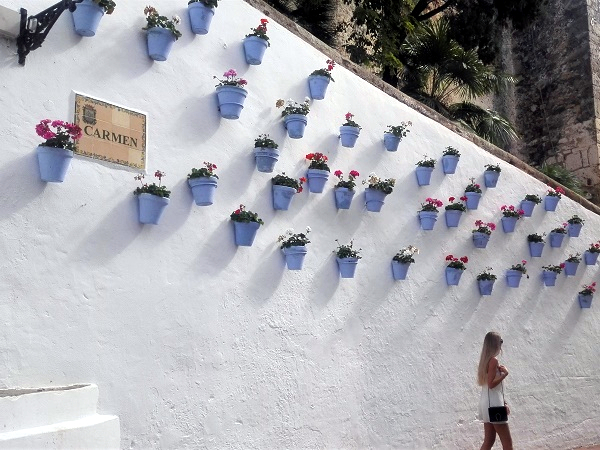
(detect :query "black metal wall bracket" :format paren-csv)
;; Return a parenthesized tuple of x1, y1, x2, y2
(17, 0, 83, 65)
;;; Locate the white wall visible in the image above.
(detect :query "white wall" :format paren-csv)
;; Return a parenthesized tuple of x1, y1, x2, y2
(0, 1, 599, 448)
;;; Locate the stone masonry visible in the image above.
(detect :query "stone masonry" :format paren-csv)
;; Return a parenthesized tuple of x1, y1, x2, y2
(505, 0, 600, 202)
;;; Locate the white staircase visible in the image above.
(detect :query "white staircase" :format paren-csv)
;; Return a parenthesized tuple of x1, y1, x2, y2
(0, 384, 119, 449)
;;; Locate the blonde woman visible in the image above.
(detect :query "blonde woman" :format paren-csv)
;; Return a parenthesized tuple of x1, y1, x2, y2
(477, 332, 513, 450)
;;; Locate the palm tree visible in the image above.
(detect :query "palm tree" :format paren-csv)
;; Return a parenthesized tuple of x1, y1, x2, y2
(399, 19, 518, 148)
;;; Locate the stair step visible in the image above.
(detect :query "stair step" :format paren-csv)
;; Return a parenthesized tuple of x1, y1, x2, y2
(0, 384, 99, 433)
(0, 414, 120, 449)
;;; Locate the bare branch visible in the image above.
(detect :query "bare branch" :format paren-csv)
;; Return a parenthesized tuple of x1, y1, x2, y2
(413, 0, 458, 21)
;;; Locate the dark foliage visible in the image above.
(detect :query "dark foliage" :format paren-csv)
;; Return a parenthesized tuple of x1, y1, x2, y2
(264, 0, 337, 45)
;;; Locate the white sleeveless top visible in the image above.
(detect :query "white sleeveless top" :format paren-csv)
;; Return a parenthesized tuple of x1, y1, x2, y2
(477, 369, 508, 423)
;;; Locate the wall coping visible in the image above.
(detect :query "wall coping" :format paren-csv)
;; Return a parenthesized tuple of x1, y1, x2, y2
(244, 0, 600, 216)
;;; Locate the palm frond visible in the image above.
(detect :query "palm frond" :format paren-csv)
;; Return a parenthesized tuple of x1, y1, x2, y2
(538, 163, 586, 196)
(449, 102, 518, 148)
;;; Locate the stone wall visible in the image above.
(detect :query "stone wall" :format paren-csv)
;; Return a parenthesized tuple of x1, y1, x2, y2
(507, 0, 600, 201)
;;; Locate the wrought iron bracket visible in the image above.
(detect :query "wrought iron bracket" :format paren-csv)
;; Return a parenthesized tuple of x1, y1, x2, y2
(17, 0, 83, 65)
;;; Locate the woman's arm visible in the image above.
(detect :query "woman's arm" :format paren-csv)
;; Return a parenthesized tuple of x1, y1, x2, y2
(487, 357, 507, 389)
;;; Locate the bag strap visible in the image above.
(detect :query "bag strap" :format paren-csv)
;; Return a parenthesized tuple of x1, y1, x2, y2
(488, 379, 505, 407)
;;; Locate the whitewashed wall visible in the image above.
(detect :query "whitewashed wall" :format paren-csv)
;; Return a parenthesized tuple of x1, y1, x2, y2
(0, 1, 599, 448)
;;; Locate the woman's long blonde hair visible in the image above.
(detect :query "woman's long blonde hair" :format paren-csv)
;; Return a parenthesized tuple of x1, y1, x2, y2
(477, 331, 502, 385)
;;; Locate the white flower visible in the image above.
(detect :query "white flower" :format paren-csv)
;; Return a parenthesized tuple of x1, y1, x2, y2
(305, 226, 311, 234)
(285, 228, 294, 235)
(172, 15, 181, 24)
(304, 96, 310, 103)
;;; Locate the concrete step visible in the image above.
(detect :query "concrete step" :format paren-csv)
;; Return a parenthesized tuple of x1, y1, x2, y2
(0, 384, 119, 449)
(0, 384, 98, 433)
(0, 414, 120, 449)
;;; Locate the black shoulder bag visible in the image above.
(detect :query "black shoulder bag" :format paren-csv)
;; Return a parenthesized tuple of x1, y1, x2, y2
(488, 381, 508, 423)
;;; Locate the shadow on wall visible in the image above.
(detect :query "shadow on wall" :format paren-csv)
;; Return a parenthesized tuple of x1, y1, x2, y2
(193, 218, 237, 277)
(309, 254, 340, 309)
(282, 78, 314, 108)
(73, 195, 142, 265)
(0, 39, 20, 70)
(109, 27, 158, 79)
(218, 152, 255, 205)
(0, 153, 46, 216)
(542, 299, 585, 360)
(247, 241, 285, 306)
(158, 178, 195, 234)
(176, 94, 222, 144)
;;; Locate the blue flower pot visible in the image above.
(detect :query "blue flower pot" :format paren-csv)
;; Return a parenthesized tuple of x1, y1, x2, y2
(188, 2, 215, 35)
(233, 221, 260, 246)
(283, 114, 308, 139)
(567, 223, 583, 237)
(478, 279, 495, 296)
(308, 75, 330, 100)
(419, 211, 438, 230)
(146, 27, 176, 61)
(472, 232, 490, 248)
(578, 294, 593, 308)
(138, 193, 169, 225)
(272, 185, 296, 210)
(365, 188, 388, 212)
(337, 257, 359, 278)
(564, 261, 579, 276)
(243, 36, 268, 65)
(501, 216, 518, 233)
(506, 270, 523, 288)
(544, 195, 560, 211)
(383, 133, 401, 152)
(37, 146, 73, 182)
(339, 126, 360, 148)
(415, 166, 434, 186)
(529, 241, 544, 257)
(306, 169, 329, 193)
(584, 251, 599, 265)
(188, 177, 217, 206)
(391, 261, 411, 280)
(549, 232, 565, 248)
(282, 246, 307, 270)
(444, 210, 462, 228)
(520, 200, 536, 217)
(442, 155, 459, 174)
(445, 267, 463, 286)
(484, 170, 500, 188)
(334, 187, 355, 209)
(254, 147, 280, 173)
(216, 86, 248, 120)
(72, 0, 104, 36)
(464, 192, 481, 210)
(542, 270, 558, 286)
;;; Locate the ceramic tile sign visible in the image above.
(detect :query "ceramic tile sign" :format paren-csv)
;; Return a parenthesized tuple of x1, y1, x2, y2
(74, 93, 147, 170)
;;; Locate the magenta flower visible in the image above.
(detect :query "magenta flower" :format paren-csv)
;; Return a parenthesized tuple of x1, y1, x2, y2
(35, 118, 81, 150)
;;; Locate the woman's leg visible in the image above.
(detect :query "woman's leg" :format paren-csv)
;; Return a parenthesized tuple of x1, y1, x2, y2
(492, 423, 513, 450)
(480, 422, 496, 450)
